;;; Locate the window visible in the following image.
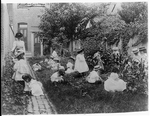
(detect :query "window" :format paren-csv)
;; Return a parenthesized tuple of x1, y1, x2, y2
(18, 23, 28, 51)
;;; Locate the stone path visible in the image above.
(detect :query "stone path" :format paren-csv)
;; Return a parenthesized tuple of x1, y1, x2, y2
(26, 61, 57, 114)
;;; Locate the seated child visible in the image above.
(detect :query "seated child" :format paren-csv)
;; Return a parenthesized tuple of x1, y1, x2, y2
(47, 56, 55, 68)
(22, 74, 44, 96)
(65, 61, 74, 74)
(50, 69, 65, 82)
(86, 65, 103, 83)
(51, 58, 65, 71)
(104, 67, 127, 92)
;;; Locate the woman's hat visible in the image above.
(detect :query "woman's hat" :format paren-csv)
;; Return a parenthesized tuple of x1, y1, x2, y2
(112, 47, 119, 51)
(15, 32, 23, 38)
(132, 48, 139, 54)
(139, 46, 146, 51)
(15, 50, 24, 58)
(94, 65, 100, 71)
(77, 48, 84, 54)
(69, 56, 75, 61)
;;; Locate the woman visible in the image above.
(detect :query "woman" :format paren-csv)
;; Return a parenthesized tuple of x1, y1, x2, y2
(11, 32, 26, 59)
(74, 48, 89, 76)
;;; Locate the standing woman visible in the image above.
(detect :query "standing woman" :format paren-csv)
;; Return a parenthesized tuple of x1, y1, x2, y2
(11, 32, 26, 59)
(74, 48, 89, 76)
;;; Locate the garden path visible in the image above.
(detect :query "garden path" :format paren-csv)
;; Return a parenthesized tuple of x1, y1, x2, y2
(26, 60, 57, 114)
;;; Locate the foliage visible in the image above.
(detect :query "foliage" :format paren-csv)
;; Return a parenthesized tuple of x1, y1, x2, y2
(39, 3, 111, 51)
(118, 2, 147, 24)
(117, 2, 148, 49)
(121, 58, 148, 94)
(1, 53, 29, 115)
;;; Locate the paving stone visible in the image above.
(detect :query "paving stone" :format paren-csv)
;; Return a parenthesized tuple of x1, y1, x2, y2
(40, 95, 45, 99)
(39, 104, 45, 109)
(27, 105, 33, 113)
(47, 108, 52, 114)
(37, 99, 44, 105)
(34, 110, 40, 114)
(31, 97, 38, 106)
(36, 96, 41, 100)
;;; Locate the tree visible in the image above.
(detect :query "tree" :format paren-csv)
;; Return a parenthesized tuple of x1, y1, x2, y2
(117, 2, 148, 51)
(38, 3, 111, 52)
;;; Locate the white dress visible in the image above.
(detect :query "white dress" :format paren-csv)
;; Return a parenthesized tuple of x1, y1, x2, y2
(104, 73, 127, 92)
(28, 79, 44, 96)
(50, 72, 64, 82)
(65, 62, 74, 74)
(11, 40, 26, 55)
(13, 59, 30, 81)
(86, 70, 102, 83)
(13, 59, 30, 91)
(52, 51, 58, 59)
(74, 54, 89, 73)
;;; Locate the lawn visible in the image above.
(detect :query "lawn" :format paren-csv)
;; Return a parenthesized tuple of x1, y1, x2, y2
(28, 56, 148, 114)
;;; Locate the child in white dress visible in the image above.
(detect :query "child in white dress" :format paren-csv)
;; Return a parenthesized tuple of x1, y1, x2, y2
(13, 52, 30, 92)
(65, 57, 75, 74)
(104, 67, 127, 92)
(50, 69, 65, 82)
(22, 74, 44, 96)
(51, 58, 65, 71)
(74, 49, 89, 76)
(86, 65, 103, 83)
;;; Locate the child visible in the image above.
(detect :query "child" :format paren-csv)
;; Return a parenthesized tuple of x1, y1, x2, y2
(65, 57, 75, 74)
(74, 48, 89, 76)
(51, 58, 65, 71)
(86, 65, 103, 83)
(50, 69, 65, 82)
(104, 67, 127, 92)
(47, 56, 55, 68)
(22, 74, 44, 96)
(12, 52, 30, 92)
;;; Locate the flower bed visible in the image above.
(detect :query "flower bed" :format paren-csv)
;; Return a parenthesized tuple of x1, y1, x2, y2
(28, 56, 148, 114)
(1, 53, 29, 115)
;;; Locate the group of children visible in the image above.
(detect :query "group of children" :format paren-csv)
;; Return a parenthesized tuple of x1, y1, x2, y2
(46, 48, 127, 92)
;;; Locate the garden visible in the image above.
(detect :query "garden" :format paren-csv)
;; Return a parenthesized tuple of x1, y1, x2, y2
(28, 2, 148, 114)
(28, 52, 148, 113)
(1, 2, 148, 114)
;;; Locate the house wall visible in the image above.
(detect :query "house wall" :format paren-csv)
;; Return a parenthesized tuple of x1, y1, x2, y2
(12, 3, 49, 57)
(1, 4, 15, 76)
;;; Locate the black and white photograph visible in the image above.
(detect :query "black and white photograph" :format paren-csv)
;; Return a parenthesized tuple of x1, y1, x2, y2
(1, 0, 148, 115)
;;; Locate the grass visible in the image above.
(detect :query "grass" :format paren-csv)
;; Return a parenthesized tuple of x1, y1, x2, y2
(28, 56, 148, 114)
